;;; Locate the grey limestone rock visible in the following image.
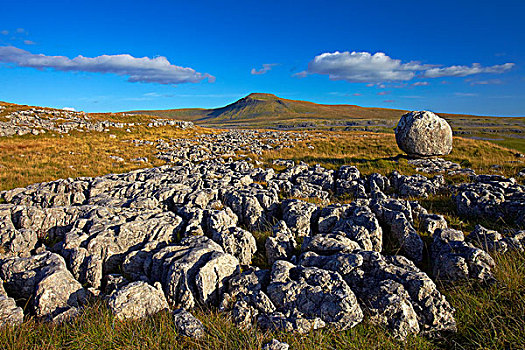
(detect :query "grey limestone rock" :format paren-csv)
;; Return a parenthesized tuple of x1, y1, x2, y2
(108, 281, 169, 320)
(0, 280, 24, 327)
(395, 111, 453, 157)
(265, 221, 296, 265)
(466, 225, 524, 254)
(263, 339, 289, 350)
(317, 203, 382, 252)
(0, 252, 87, 320)
(265, 260, 363, 332)
(149, 236, 239, 309)
(281, 199, 318, 237)
(431, 228, 495, 283)
(299, 251, 456, 336)
(173, 308, 206, 339)
(371, 199, 423, 263)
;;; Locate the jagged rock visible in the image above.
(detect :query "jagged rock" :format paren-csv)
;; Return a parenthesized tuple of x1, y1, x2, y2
(299, 251, 456, 336)
(202, 207, 256, 264)
(0, 205, 38, 257)
(220, 268, 274, 328)
(263, 339, 289, 350)
(364, 280, 420, 339)
(149, 236, 239, 309)
(173, 309, 206, 339)
(108, 281, 169, 320)
(282, 199, 318, 237)
(302, 233, 360, 255)
(258, 311, 326, 333)
(431, 228, 495, 282)
(209, 226, 256, 265)
(265, 221, 296, 265)
(0, 252, 87, 320)
(0, 280, 24, 327)
(317, 203, 382, 252)
(223, 187, 278, 230)
(453, 175, 525, 227)
(390, 171, 445, 198)
(335, 166, 361, 196)
(395, 111, 453, 157)
(264, 261, 363, 332)
(58, 209, 184, 289)
(103, 274, 129, 296)
(408, 158, 461, 174)
(371, 199, 423, 263)
(419, 213, 448, 235)
(466, 225, 524, 253)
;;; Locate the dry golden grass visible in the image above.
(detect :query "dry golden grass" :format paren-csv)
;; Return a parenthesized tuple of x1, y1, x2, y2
(260, 131, 523, 178)
(0, 125, 213, 191)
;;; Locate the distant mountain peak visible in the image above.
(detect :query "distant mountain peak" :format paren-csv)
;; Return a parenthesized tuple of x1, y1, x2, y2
(244, 93, 280, 101)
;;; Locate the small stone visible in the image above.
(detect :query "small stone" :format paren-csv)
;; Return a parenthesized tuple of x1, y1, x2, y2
(263, 339, 289, 350)
(172, 309, 206, 339)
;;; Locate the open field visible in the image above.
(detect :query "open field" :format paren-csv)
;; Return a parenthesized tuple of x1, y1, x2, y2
(131, 93, 525, 153)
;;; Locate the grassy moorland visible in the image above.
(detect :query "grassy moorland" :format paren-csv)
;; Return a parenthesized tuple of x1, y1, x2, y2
(0, 102, 524, 349)
(131, 93, 525, 153)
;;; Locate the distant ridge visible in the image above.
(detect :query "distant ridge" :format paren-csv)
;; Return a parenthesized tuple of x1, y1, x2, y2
(129, 93, 496, 129)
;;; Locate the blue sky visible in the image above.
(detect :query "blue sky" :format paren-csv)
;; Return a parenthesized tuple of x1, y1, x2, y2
(0, 0, 524, 116)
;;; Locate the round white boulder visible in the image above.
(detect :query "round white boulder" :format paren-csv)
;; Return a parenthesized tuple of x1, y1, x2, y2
(395, 111, 453, 157)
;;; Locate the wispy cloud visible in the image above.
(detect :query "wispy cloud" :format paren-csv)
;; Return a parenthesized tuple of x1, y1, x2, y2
(292, 70, 308, 78)
(1, 30, 8, 36)
(412, 81, 429, 86)
(16, 28, 26, 34)
(298, 51, 514, 84)
(377, 91, 390, 95)
(455, 92, 478, 97)
(251, 63, 278, 75)
(0, 46, 215, 85)
(467, 78, 503, 86)
(424, 63, 514, 78)
(23, 40, 35, 45)
(383, 99, 395, 103)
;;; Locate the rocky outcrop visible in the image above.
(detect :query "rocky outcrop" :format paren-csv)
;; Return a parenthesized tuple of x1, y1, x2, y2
(0, 280, 24, 327)
(299, 251, 456, 337)
(108, 281, 169, 320)
(431, 228, 495, 283)
(149, 236, 240, 309)
(453, 175, 525, 227)
(0, 252, 87, 321)
(395, 111, 453, 157)
(0, 133, 516, 341)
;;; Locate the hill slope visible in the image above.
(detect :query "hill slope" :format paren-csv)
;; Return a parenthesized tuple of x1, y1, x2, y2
(130, 93, 410, 129)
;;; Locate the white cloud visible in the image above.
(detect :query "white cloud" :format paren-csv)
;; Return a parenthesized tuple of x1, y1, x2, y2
(454, 92, 478, 97)
(424, 63, 514, 78)
(412, 81, 429, 86)
(0, 46, 215, 85)
(251, 63, 278, 75)
(1, 30, 8, 35)
(302, 51, 514, 84)
(62, 107, 76, 111)
(23, 40, 36, 45)
(306, 51, 428, 83)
